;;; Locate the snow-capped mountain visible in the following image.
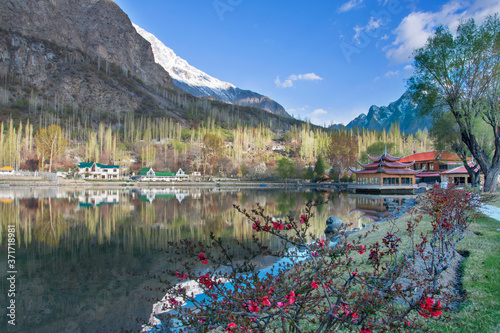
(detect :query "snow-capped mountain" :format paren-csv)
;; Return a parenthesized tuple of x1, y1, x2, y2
(345, 92, 432, 134)
(134, 24, 290, 118)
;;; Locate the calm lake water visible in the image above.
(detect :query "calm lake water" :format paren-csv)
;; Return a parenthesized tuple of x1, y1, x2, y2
(0, 187, 410, 332)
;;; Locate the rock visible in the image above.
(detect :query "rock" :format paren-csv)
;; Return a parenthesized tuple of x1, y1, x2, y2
(325, 215, 346, 233)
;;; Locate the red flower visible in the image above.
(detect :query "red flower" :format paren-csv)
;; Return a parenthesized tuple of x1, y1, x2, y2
(300, 214, 308, 223)
(311, 280, 319, 289)
(273, 222, 285, 230)
(198, 252, 208, 264)
(358, 244, 366, 255)
(318, 238, 326, 249)
(199, 274, 214, 289)
(261, 296, 272, 306)
(418, 297, 443, 318)
(248, 301, 261, 313)
(360, 327, 372, 333)
(175, 271, 188, 280)
(226, 322, 237, 331)
(286, 291, 297, 305)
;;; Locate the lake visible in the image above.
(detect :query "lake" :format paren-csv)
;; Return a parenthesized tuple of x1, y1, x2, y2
(0, 187, 412, 332)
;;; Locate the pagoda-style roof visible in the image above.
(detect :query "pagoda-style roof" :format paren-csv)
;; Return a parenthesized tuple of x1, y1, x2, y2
(367, 152, 405, 162)
(350, 167, 424, 175)
(351, 150, 423, 175)
(357, 160, 415, 169)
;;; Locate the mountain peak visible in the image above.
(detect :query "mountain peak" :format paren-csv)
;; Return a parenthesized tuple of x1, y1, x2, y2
(344, 92, 431, 134)
(134, 24, 290, 118)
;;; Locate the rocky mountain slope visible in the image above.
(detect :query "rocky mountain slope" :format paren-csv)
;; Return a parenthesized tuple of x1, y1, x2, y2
(346, 92, 432, 133)
(0, 0, 172, 88)
(0, 0, 298, 128)
(133, 24, 290, 118)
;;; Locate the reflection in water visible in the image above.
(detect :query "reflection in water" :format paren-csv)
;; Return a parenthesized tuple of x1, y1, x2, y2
(0, 188, 409, 332)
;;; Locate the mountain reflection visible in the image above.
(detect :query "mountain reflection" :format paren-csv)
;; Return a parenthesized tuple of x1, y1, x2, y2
(0, 188, 410, 332)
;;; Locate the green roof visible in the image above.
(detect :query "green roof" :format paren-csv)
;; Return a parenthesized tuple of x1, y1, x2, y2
(140, 167, 152, 173)
(78, 162, 119, 169)
(78, 162, 94, 168)
(155, 172, 175, 177)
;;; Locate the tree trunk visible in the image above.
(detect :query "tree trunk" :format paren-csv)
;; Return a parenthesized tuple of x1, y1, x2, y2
(460, 130, 499, 192)
(49, 137, 56, 173)
(483, 167, 500, 192)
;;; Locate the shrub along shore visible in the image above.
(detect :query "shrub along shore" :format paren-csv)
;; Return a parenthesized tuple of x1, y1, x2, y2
(351, 201, 500, 332)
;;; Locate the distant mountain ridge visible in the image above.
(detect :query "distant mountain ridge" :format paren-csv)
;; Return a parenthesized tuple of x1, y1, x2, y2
(133, 24, 291, 118)
(345, 92, 432, 133)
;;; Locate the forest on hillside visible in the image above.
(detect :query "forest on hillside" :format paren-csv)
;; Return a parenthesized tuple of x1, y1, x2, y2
(0, 114, 432, 180)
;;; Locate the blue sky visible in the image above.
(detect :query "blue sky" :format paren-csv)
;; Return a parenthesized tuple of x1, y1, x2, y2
(113, 0, 500, 126)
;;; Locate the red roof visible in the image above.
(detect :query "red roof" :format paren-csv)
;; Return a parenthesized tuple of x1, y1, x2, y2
(441, 163, 479, 175)
(416, 172, 441, 177)
(399, 150, 462, 163)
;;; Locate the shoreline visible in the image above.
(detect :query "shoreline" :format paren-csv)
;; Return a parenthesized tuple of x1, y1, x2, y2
(0, 178, 348, 190)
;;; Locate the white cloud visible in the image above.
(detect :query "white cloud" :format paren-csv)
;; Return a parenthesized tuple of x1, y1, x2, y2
(353, 16, 387, 44)
(338, 0, 364, 13)
(312, 108, 328, 115)
(404, 64, 414, 71)
(384, 70, 400, 78)
(275, 73, 323, 88)
(386, 0, 500, 64)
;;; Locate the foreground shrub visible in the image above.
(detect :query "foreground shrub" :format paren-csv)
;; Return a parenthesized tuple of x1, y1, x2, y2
(145, 185, 482, 332)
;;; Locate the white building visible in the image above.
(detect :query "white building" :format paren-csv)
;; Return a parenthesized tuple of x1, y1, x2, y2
(77, 162, 120, 180)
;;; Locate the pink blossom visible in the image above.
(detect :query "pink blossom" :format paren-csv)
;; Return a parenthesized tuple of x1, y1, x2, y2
(198, 252, 208, 264)
(318, 238, 325, 249)
(311, 280, 319, 289)
(300, 214, 308, 223)
(261, 296, 271, 306)
(358, 244, 366, 255)
(277, 302, 285, 308)
(273, 222, 285, 230)
(248, 301, 261, 313)
(418, 297, 443, 318)
(175, 271, 188, 280)
(286, 291, 297, 305)
(226, 322, 237, 331)
(198, 274, 214, 289)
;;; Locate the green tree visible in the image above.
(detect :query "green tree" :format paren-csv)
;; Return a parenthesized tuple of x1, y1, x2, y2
(409, 15, 500, 192)
(314, 155, 326, 180)
(35, 125, 67, 172)
(276, 157, 296, 185)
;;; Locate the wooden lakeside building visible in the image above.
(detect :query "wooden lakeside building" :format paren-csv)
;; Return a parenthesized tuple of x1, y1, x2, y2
(348, 152, 424, 194)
